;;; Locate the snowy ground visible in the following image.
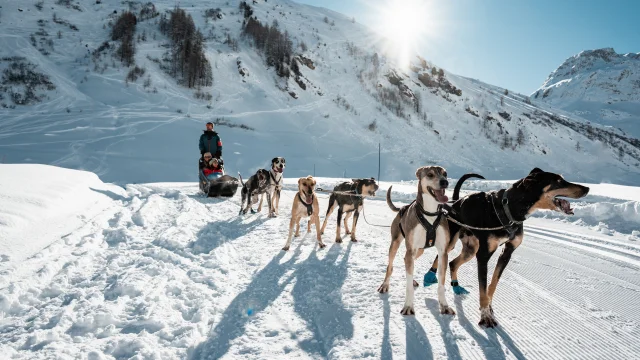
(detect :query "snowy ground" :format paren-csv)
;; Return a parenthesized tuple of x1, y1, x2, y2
(2, 165, 640, 359)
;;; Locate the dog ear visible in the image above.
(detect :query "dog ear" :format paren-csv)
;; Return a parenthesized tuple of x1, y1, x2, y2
(271, 157, 278, 164)
(529, 168, 543, 176)
(415, 167, 427, 180)
(298, 178, 303, 185)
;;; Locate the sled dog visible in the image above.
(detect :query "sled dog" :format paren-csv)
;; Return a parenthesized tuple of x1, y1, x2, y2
(377, 166, 455, 316)
(425, 168, 589, 327)
(320, 178, 379, 243)
(282, 176, 325, 251)
(258, 157, 286, 217)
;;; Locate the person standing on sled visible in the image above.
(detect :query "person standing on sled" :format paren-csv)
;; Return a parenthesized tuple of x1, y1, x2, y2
(199, 121, 222, 160)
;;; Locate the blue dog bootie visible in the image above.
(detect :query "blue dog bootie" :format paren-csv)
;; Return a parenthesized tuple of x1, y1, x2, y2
(451, 280, 469, 295)
(423, 268, 438, 286)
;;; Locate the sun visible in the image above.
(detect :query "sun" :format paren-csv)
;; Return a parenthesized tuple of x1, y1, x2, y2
(373, 0, 438, 67)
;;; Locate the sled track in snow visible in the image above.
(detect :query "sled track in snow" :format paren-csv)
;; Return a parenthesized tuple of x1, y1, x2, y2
(2, 185, 640, 359)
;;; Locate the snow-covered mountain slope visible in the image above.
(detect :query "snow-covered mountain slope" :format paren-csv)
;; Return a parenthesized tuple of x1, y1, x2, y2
(1, 1, 640, 185)
(533, 48, 640, 136)
(2, 165, 640, 359)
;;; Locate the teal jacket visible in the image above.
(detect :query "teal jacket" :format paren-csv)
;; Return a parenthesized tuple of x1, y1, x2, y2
(199, 130, 222, 156)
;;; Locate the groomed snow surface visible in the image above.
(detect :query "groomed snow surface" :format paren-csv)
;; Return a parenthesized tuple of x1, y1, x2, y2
(2, 165, 640, 359)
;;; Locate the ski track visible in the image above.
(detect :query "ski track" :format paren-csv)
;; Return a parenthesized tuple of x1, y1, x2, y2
(2, 185, 640, 359)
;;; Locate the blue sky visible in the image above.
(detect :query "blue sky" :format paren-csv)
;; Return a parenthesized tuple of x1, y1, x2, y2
(293, 0, 639, 95)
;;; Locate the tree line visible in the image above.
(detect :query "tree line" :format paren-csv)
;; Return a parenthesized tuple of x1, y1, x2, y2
(240, 2, 294, 78)
(111, 11, 137, 66)
(158, 7, 213, 88)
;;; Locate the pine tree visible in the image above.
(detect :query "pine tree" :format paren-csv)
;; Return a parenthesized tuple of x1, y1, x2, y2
(516, 128, 525, 145)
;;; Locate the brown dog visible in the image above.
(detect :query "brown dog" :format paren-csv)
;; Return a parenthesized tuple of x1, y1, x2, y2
(282, 176, 326, 251)
(378, 166, 455, 316)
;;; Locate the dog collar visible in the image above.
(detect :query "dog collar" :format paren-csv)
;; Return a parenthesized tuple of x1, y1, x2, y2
(501, 190, 520, 224)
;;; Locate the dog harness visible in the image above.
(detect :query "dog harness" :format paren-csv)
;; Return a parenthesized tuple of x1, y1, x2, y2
(270, 171, 282, 186)
(298, 193, 314, 216)
(398, 200, 445, 249)
(490, 189, 523, 240)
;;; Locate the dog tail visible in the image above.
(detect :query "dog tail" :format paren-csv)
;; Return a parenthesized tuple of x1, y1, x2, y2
(386, 186, 400, 212)
(452, 173, 485, 201)
(238, 172, 245, 187)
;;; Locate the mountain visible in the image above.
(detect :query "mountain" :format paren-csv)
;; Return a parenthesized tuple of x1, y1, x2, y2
(533, 48, 640, 137)
(1, 1, 640, 185)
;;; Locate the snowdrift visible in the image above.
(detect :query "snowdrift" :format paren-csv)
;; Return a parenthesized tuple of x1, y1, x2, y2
(0, 164, 126, 265)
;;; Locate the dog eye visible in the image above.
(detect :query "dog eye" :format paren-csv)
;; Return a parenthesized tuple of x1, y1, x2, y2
(443, 172, 447, 177)
(427, 173, 433, 178)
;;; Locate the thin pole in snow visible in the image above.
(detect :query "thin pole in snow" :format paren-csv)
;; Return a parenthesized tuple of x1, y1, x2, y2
(378, 143, 381, 182)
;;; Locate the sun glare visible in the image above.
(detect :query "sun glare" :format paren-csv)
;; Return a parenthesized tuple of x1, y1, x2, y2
(374, 0, 437, 68)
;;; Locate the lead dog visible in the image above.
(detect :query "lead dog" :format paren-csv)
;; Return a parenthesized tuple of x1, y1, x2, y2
(282, 176, 325, 251)
(377, 166, 456, 316)
(258, 157, 286, 218)
(426, 168, 589, 327)
(320, 178, 379, 243)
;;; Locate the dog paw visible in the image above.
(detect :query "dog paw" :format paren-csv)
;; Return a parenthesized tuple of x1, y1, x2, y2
(478, 308, 498, 328)
(335, 238, 343, 243)
(377, 283, 390, 293)
(250, 209, 257, 214)
(318, 242, 326, 249)
(400, 305, 415, 316)
(345, 230, 351, 235)
(294, 233, 300, 238)
(350, 237, 358, 242)
(282, 246, 290, 251)
(413, 280, 419, 287)
(440, 305, 456, 316)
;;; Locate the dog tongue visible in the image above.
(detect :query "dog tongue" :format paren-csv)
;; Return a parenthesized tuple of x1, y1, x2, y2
(305, 194, 312, 203)
(435, 189, 449, 203)
(559, 199, 573, 215)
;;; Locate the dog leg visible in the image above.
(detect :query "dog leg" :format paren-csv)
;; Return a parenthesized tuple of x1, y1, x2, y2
(275, 189, 281, 216)
(487, 237, 522, 315)
(401, 246, 417, 315)
(257, 193, 264, 213)
(343, 211, 352, 235)
(321, 195, 337, 235)
(307, 219, 312, 233)
(437, 247, 455, 315)
(314, 215, 326, 249)
(377, 225, 403, 293)
(267, 192, 274, 218)
(350, 208, 360, 242)
(477, 247, 498, 327)
(283, 215, 298, 251)
(424, 255, 439, 286)
(449, 235, 479, 295)
(413, 248, 424, 287)
(294, 219, 301, 237)
(335, 208, 344, 243)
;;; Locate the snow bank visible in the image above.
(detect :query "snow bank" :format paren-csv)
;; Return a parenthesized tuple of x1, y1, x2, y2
(0, 164, 126, 264)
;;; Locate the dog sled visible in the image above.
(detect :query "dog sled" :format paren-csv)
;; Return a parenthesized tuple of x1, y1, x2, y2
(198, 158, 240, 198)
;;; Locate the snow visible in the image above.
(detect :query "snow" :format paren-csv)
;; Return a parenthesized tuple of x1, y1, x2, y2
(0, 0, 639, 186)
(1, 1, 640, 357)
(2, 165, 640, 359)
(534, 48, 640, 137)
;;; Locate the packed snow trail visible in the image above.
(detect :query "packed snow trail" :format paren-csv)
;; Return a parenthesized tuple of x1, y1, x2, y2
(2, 175, 640, 358)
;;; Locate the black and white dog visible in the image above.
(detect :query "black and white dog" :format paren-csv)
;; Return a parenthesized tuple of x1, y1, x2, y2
(258, 157, 286, 217)
(239, 157, 286, 216)
(239, 169, 269, 215)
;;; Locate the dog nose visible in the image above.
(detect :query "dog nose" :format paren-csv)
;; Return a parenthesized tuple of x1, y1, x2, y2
(440, 179, 449, 188)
